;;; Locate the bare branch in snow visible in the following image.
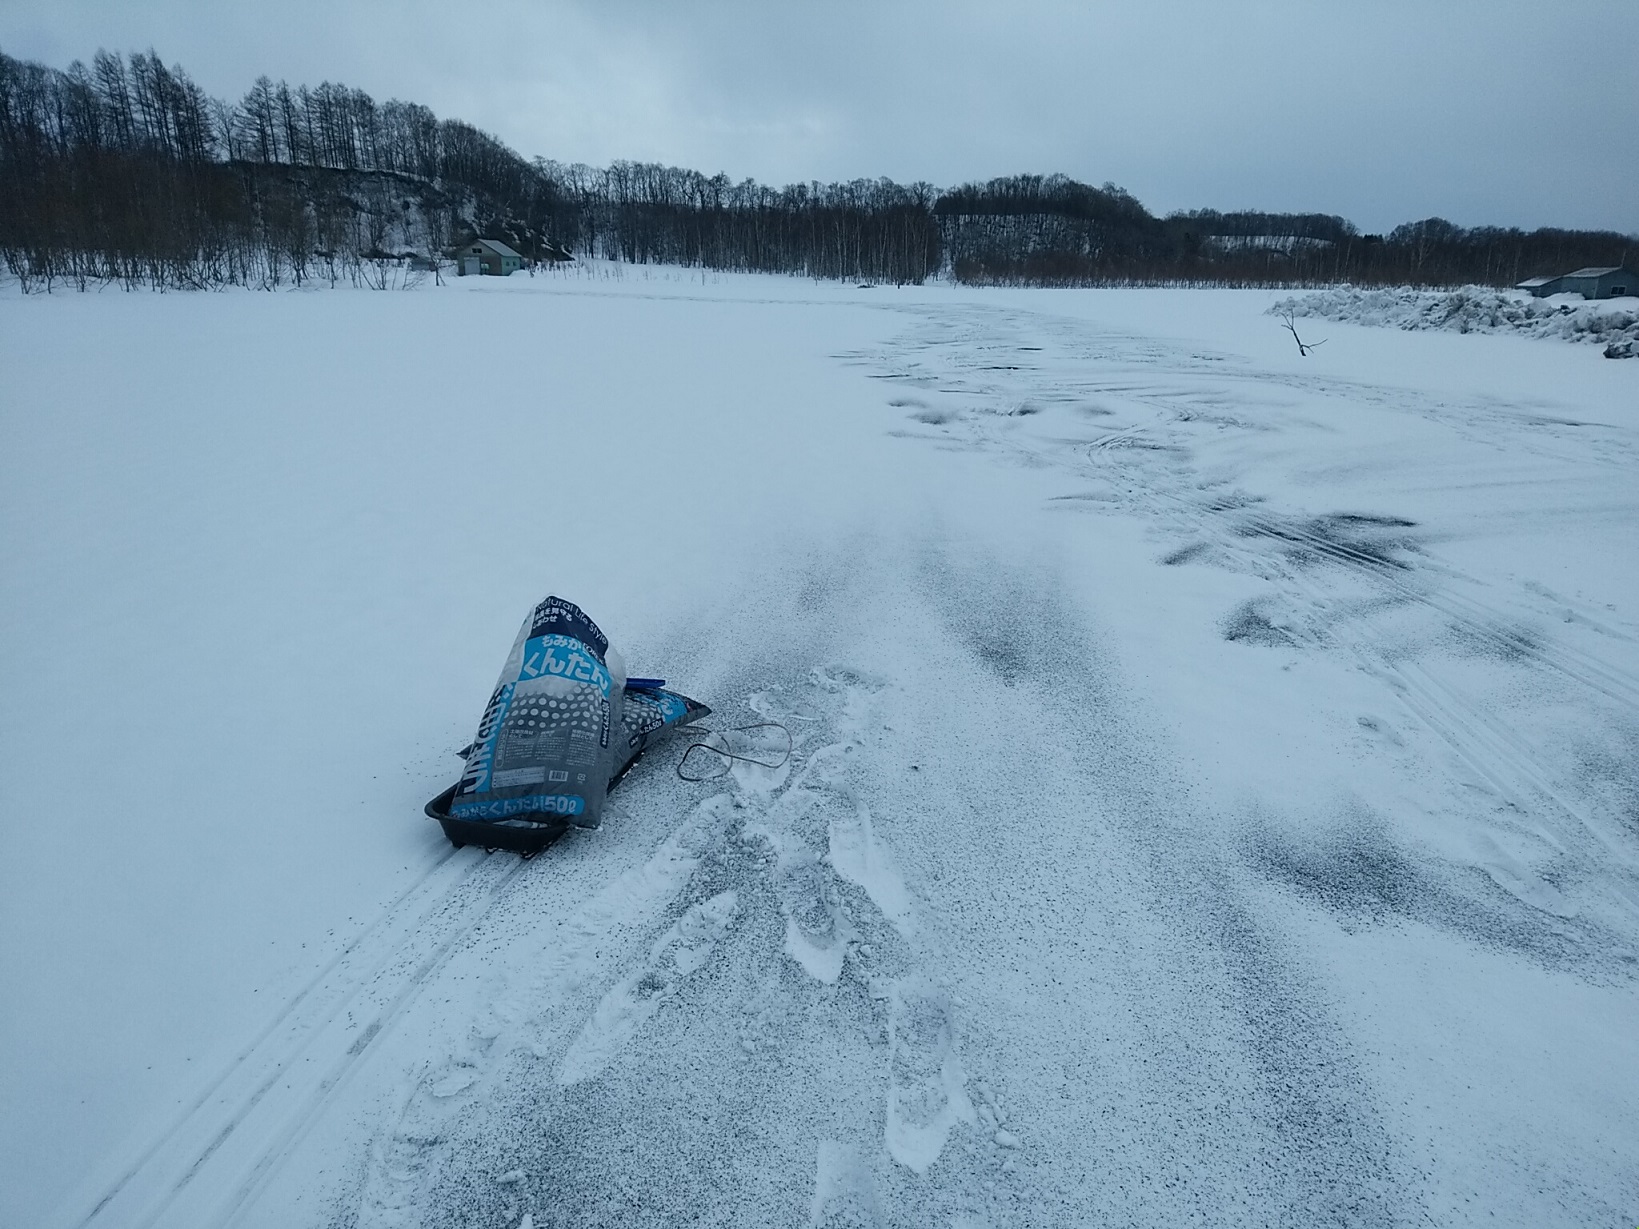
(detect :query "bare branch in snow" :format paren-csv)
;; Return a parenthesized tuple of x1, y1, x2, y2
(1280, 309, 1327, 356)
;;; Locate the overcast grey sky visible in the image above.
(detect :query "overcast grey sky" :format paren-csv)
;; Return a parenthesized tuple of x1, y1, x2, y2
(4, 0, 1635, 234)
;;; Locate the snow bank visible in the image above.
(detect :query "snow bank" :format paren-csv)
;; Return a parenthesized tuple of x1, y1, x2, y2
(1270, 285, 1639, 355)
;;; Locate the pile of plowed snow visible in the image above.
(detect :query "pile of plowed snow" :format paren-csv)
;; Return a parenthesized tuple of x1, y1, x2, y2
(1270, 285, 1638, 355)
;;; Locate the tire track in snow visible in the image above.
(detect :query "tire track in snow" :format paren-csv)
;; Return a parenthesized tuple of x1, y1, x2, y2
(1280, 573, 1639, 924)
(878, 299, 1639, 717)
(864, 311, 1420, 1221)
(1023, 352, 1639, 714)
(1061, 333, 1639, 711)
(1107, 460, 1639, 964)
(1203, 492, 1639, 711)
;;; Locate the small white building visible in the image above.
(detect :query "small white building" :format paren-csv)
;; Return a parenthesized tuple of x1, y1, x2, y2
(456, 238, 524, 277)
(1517, 266, 1635, 299)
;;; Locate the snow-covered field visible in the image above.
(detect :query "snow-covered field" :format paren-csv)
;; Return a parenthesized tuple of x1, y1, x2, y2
(3, 269, 1637, 1228)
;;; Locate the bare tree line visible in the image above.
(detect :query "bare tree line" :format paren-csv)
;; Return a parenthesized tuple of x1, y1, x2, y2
(937, 175, 1635, 288)
(535, 161, 940, 283)
(0, 47, 940, 289)
(0, 47, 563, 290)
(2, 46, 1633, 293)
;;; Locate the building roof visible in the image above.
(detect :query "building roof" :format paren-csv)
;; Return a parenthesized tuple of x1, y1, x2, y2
(1562, 266, 1623, 278)
(475, 238, 524, 260)
(1516, 276, 1556, 287)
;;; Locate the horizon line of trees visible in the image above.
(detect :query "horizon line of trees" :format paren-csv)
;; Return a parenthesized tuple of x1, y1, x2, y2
(2, 46, 1634, 293)
(936, 179, 1634, 288)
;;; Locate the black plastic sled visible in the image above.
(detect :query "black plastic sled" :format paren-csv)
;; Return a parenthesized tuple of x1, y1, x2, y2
(424, 781, 563, 854)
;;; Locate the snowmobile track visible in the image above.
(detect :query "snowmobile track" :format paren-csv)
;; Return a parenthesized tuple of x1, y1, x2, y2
(878, 303, 1639, 720)
(1219, 499, 1639, 712)
(874, 304, 1639, 927)
(1073, 414, 1639, 718)
(1180, 488, 1639, 910)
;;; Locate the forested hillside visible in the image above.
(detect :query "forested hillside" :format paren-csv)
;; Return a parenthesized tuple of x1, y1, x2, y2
(1, 47, 1633, 291)
(935, 179, 1633, 288)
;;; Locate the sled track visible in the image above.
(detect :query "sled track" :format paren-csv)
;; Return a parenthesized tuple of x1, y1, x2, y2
(61, 843, 527, 1229)
(210, 851, 530, 1229)
(343, 673, 1005, 1226)
(63, 842, 465, 1229)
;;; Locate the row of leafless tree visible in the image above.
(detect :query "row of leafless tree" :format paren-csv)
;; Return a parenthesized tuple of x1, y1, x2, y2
(2, 47, 1633, 292)
(533, 161, 940, 282)
(937, 176, 1636, 287)
(0, 47, 563, 289)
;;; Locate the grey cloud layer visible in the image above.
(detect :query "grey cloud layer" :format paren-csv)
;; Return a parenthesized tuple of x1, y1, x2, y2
(4, 0, 1635, 233)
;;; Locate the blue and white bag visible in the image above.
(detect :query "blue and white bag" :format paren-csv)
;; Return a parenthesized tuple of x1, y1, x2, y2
(450, 596, 627, 829)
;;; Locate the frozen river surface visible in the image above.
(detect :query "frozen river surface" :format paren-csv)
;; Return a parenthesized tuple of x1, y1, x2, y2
(3, 271, 1636, 1227)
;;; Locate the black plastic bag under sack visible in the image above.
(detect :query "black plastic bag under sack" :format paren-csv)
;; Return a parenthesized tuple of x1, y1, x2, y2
(610, 684, 712, 787)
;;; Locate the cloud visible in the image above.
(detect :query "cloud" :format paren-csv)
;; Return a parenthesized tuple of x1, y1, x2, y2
(3, 0, 1635, 232)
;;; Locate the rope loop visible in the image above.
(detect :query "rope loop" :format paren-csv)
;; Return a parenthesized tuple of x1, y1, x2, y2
(676, 721, 793, 781)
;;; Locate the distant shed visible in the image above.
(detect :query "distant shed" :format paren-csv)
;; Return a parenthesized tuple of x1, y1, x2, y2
(1517, 266, 1635, 299)
(1559, 267, 1635, 299)
(457, 238, 525, 277)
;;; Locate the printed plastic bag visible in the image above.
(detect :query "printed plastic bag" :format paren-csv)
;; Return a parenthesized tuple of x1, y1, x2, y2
(450, 596, 626, 830)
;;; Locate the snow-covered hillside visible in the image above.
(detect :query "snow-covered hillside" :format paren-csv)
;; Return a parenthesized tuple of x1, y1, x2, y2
(3, 270, 1636, 1228)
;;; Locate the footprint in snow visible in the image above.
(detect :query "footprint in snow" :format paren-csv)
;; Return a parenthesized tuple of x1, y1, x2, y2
(737, 973, 797, 1055)
(885, 978, 973, 1173)
(557, 890, 740, 1086)
(354, 1061, 474, 1229)
(810, 1139, 881, 1229)
(827, 800, 916, 940)
(774, 846, 851, 984)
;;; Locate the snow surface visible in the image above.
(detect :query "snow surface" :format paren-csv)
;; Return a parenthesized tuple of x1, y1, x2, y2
(3, 267, 1637, 1228)
(1273, 283, 1639, 351)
